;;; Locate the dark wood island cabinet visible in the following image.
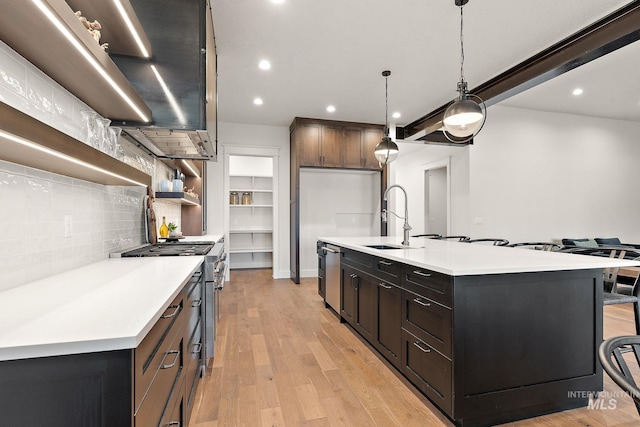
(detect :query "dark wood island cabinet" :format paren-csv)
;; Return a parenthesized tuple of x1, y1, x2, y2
(0, 269, 204, 427)
(330, 241, 608, 426)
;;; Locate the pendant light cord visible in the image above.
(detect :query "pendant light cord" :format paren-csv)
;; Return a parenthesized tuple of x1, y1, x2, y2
(385, 74, 389, 135)
(459, 4, 465, 84)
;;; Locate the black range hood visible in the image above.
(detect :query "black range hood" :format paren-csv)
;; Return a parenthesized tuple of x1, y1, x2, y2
(110, 0, 217, 160)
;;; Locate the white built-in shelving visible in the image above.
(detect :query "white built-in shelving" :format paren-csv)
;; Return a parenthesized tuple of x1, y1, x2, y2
(228, 173, 274, 269)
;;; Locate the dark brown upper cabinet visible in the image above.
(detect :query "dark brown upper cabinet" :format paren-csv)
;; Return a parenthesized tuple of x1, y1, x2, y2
(291, 117, 384, 171)
(363, 128, 384, 169)
(289, 117, 387, 284)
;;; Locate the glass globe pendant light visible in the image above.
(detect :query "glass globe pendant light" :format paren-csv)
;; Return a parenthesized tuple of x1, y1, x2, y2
(374, 70, 399, 165)
(443, 0, 486, 142)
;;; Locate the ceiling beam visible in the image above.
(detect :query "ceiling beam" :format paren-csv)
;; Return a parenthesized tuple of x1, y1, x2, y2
(401, 1, 640, 140)
(396, 129, 473, 146)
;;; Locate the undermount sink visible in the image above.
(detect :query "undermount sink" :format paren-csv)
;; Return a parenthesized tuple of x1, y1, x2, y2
(364, 244, 413, 250)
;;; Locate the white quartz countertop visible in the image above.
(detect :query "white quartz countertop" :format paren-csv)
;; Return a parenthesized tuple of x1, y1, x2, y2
(318, 236, 640, 276)
(0, 233, 224, 362)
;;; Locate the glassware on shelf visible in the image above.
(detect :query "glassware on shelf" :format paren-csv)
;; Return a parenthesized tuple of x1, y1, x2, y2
(230, 191, 239, 205)
(109, 126, 124, 160)
(113, 142, 125, 161)
(80, 110, 99, 148)
(143, 157, 155, 175)
(95, 117, 112, 153)
(241, 192, 252, 205)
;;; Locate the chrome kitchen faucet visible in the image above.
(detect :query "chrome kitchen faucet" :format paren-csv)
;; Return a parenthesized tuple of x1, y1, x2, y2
(382, 184, 412, 246)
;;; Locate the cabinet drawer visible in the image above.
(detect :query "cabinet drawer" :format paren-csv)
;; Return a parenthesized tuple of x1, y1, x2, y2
(341, 248, 374, 273)
(135, 335, 184, 427)
(135, 291, 185, 410)
(402, 266, 452, 307)
(185, 320, 203, 415)
(374, 257, 401, 285)
(401, 329, 452, 415)
(185, 274, 203, 337)
(158, 377, 184, 427)
(402, 290, 452, 358)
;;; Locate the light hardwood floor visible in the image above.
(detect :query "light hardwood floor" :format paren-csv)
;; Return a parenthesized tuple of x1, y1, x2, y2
(191, 269, 640, 426)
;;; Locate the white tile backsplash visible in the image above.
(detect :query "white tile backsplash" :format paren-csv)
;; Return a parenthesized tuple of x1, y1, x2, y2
(0, 159, 147, 291)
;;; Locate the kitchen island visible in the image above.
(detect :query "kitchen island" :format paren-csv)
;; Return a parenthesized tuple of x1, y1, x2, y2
(0, 232, 223, 427)
(318, 236, 640, 427)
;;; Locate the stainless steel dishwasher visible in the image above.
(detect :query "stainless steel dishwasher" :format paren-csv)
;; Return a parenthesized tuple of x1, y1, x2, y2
(323, 244, 341, 312)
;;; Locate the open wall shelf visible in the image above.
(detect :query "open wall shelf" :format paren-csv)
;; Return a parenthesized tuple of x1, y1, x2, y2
(0, 102, 151, 187)
(0, 0, 151, 122)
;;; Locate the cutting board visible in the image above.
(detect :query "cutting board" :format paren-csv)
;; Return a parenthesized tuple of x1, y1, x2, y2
(147, 187, 157, 244)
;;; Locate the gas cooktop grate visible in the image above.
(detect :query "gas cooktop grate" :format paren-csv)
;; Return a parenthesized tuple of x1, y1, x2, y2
(120, 242, 215, 257)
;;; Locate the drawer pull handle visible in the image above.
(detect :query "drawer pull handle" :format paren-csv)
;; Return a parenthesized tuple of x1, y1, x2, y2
(413, 298, 431, 307)
(192, 299, 202, 307)
(378, 260, 393, 266)
(414, 341, 431, 353)
(161, 350, 181, 369)
(162, 305, 181, 319)
(192, 271, 202, 277)
(192, 343, 202, 354)
(379, 283, 393, 289)
(166, 422, 180, 426)
(413, 270, 431, 278)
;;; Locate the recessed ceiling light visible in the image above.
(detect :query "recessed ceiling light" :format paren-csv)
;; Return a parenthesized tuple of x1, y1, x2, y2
(572, 88, 584, 96)
(392, 112, 401, 119)
(271, 0, 285, 4)
(326, 105, 336, 113)
(259, 60, 271, 70)
(253, 98, 263, 105)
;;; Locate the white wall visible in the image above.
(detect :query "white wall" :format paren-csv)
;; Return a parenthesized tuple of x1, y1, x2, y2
(387, 143, 470, 240)
(300, 169, 381, 277)
(469, 105, 640, 243)
(206, 121, 290, 278)
(229, 155, 273, 176)
(390, 105, 640, 244)
(426, 167, 448, 235)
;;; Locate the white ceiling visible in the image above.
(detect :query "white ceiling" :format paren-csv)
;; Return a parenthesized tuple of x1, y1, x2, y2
(501, 38, 640, 122)
(211, 0, 633, 129)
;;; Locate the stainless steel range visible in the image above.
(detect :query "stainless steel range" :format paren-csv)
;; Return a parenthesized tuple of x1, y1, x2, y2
(118, 242, 215, 257)
(115, 238, 226, 364)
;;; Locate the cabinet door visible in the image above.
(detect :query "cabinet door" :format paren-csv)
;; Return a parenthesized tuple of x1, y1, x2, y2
(401, 329, 452, 415)
(318, 254, 326, 299)
(343, 127, 363, 168)
(298, 123, 322, 166)
(363, 128, 384, 170)
(320, 125, 343, 167)
(355, 271, 377, 342)
(340, 264, 357, 326)
(377, 281, 402, 367)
